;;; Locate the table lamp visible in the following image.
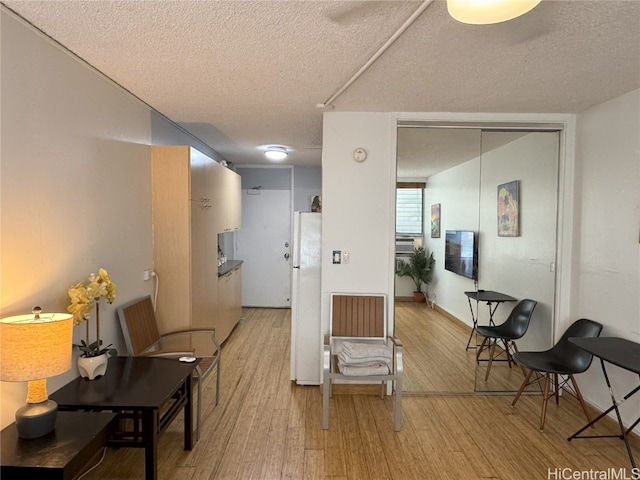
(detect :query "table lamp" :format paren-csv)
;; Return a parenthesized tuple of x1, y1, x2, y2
(0, 306, 73, 439)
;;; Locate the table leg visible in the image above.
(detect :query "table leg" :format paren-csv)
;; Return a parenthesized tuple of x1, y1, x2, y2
(184, 372, 194, 450)
(194, 365, 202, 441)
(601, 362, 637, 469)
(465, 296, 478, 350)
(567, 361, 638, 469)
(488, 302, 499, 326)
(142, 409, 158, 480)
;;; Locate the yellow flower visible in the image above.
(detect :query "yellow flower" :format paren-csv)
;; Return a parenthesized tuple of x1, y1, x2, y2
(68, 282, 89, 303)
(67, 268, 117, 324)
(67, 268, 118, 357)
(67, 301, 91, 325)
(96, 268, 117, 303)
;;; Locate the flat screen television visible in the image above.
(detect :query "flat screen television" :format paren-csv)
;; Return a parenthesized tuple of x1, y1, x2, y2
(444, 230, 478, 280)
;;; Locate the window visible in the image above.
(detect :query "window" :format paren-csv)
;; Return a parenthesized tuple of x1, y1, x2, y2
(396, 183, 424, 235)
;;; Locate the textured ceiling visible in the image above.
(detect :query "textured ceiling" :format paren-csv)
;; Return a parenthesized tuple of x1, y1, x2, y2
(3, 0, 640, 170)
(397, 127, 530, 177)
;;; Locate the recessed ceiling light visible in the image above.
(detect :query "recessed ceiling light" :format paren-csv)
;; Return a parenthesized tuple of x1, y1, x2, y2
(264, 146, 288, 161)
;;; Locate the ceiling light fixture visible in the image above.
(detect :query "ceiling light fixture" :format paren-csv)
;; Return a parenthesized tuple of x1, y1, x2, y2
(264, 146, 288, 161)
(447, 0, 541, 25)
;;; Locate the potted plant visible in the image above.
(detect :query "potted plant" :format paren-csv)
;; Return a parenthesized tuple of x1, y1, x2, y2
(396, 246, 435, 303)
(68, 268, 117, 379)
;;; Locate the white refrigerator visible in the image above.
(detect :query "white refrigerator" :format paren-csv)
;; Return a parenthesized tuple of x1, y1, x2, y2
(290, 212, 322, 385)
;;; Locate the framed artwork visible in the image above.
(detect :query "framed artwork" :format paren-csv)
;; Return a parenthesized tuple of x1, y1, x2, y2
(430, 203, 441, 238)
(497, 181, 519, 237)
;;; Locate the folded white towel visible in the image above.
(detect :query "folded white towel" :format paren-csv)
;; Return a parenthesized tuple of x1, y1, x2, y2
(340, 341, 392, 361)
(339, 363, 390, 376)
(337, 352, 391, 367)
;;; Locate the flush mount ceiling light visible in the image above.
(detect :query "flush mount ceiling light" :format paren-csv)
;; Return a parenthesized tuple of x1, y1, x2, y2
(447, 0, 541, 25)
(264, 146, 288, 161)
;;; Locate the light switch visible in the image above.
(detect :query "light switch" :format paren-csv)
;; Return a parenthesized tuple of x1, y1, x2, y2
(332, 250, 341, 264)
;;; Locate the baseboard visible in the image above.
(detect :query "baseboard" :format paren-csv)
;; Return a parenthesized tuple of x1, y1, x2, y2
(394, 296, 415, 302)
(433, 304, 469, 330)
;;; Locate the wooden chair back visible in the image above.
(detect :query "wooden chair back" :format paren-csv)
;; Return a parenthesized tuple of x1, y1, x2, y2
(117, 296, 162, 356)
(330, 294, 386, 340)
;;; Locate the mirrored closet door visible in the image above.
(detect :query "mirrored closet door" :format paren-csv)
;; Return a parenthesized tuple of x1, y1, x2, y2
(395, 124, 560, 394)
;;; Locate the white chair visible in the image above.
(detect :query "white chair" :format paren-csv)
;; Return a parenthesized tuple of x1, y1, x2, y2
(322, 293, 403, 431)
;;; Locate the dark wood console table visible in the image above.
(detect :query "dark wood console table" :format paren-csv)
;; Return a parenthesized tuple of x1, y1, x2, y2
(50, 356, 200, 480)
(1, 411, 117, 480)
(464, 290, 517, 349)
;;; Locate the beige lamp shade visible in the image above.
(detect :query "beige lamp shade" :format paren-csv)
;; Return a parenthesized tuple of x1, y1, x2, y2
(0, 312, 73, 382)
(447, 0, 541, 25)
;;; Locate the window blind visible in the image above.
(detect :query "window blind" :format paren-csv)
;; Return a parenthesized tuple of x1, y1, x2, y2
(396, 187, 423, 235)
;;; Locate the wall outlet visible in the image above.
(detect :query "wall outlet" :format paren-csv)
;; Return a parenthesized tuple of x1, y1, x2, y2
(143, 269, 155, 281)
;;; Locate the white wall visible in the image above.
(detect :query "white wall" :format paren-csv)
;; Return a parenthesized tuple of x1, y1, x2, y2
(423, 156, 481, 320)
(0, 9, 216, 429)
(321, 112, 397, 337)
(572, 88, 640, 428)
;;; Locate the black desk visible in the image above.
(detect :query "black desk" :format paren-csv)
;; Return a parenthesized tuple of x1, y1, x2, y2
(1, 411, 117, 480)
(464, 290, 517, 350)
(568, 337, 640, 468)
(50, 356, 200, 480)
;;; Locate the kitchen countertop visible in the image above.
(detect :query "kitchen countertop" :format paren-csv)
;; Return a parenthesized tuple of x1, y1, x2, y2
(218, 259, 243, 277)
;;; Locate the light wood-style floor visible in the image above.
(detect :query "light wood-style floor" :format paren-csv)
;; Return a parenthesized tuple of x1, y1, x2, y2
(396, 301, 535, 394)
(82, 307, 639, 479)
(395, 301, 476, 393)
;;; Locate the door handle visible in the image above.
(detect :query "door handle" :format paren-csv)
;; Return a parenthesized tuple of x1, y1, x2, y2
(284, 253, 290, 260)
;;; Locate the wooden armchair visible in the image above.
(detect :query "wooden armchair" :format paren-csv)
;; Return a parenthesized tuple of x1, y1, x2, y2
(322, 294, 403, 431)
(116, 296, 220, 440)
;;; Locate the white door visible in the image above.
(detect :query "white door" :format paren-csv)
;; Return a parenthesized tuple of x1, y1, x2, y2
(236, 189, 291, 307)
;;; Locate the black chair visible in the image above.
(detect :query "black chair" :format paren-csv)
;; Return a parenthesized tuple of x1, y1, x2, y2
(511, 318, 603, 431)
(476, 299, 537, 381)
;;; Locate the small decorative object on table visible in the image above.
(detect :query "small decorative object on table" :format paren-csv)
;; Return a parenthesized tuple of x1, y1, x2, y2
(68, 268, 118, 380)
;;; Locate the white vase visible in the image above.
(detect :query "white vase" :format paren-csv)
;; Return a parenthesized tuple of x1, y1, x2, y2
(77, 353, 109, 380)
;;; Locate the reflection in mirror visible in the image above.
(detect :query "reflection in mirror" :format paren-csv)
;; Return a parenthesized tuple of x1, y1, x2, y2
(395, 125, 560, 395)
(474, 130, 560, 392)
(395, 127, 481, 395)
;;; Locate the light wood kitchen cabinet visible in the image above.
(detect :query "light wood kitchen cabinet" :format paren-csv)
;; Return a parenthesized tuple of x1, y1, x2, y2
(211, 161, 241, 233)
(151, 146, 218, 334)
(217, 263, 242, 343)
(222, 166, 241, 231)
